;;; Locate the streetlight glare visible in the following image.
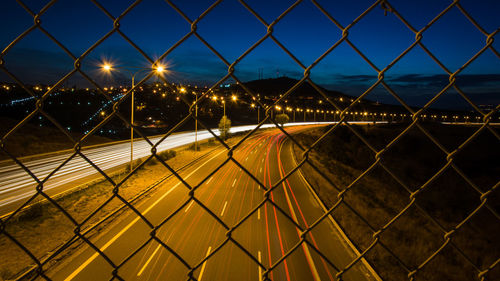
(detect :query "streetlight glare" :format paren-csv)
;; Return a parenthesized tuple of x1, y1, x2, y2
(155, 65, 165, 73)
(231, 95, 237, 101)
(102, 64, 112, 71)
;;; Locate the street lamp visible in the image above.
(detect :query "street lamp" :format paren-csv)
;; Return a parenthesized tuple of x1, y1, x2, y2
(101, 62, 166, 171)
(192, 90, 198, 151)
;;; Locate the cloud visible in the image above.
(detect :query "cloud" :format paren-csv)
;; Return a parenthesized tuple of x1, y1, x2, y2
(335, 74, 377, 83)
(388, 74, 500, 89)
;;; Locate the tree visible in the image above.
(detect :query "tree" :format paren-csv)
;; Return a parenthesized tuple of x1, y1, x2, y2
(218, 115, 231, 140)
(275, 113, 290, 126)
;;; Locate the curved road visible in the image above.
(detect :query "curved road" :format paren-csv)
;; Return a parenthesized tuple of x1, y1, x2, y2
(0, 122, 381, 215)
(47, 126, 379, 281)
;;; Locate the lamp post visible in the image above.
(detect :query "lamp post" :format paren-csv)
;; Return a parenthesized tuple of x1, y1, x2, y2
(195, 91, 198, 151)
(101, 63, 165, 171)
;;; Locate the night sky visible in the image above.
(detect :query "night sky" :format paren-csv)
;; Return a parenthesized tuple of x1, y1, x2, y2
(1, 0, 499, 109)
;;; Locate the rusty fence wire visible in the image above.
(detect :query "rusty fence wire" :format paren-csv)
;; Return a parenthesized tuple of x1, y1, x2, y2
(0, 0, 499, 280)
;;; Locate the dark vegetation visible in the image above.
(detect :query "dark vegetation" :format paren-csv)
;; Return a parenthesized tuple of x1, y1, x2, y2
(294, 123, 499, 281)
(0, 117, 111, 160)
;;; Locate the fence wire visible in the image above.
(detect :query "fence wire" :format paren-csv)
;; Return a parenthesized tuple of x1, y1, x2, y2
(0, 0, 499, 280)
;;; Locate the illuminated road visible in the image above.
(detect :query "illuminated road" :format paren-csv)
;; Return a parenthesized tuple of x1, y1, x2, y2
(0, 123, 318, 214)
(0, 122, 381, 215)
(48, 126, 379, 281)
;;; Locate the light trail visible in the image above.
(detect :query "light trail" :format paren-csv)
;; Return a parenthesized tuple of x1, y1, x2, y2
(0, 122, 382, 210)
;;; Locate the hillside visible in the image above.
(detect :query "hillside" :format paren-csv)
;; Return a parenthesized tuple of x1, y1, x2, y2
(293, 124, 500, 281)
(0, 117, 112, 160)
(244, 77, 348, 100)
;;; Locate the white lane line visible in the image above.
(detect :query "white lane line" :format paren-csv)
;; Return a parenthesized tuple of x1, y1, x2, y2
(198, 246, 212, 281)
(232, 179, 237, 187)
(137, 228, 177, 276)
(258, 251, 262, 281)
(185, 201, 194, 213)
(258, 208, 260, 220)
(245, 156, 248, 161)
(220, 201, 228, 217)
(260, 167, 262, 173)
(137, 244, 162, 276)
(206, 177, 213, 185)
(64, 150, 225, 281)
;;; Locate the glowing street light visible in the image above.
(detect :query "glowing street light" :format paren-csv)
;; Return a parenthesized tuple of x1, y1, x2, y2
(102, 64, 112, 72)
(156, 65, 165, 73)
(101, 62, 166, 171)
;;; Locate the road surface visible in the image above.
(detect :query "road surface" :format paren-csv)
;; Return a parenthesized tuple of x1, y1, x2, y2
(48, 126, 378, 281)
(0, 122, 382, 215)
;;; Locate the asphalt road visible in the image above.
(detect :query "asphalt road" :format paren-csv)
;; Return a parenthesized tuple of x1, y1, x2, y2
(48, 126, 378, 281)
(0, 122, 379, 215)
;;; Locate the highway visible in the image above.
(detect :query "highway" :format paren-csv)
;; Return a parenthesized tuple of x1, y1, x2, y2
(0, 122, 380, 215)
(48, 126, 379, 281)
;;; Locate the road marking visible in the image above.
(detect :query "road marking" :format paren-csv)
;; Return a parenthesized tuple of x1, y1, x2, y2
(260, 167, 262, 173)
(232, 179, 237, 187)
(198, 246, 212, 281)
(258, 251, 262, 281)
(64, 150, 225, 281)
(279, 143, 321, 281)
(245, 156, 248, 161)
(258, 208, 260, 220)
(220, 201, 228, 216)
(288, 143, 382, 281)
(137, 243, 162, 276)
(205, 177, 212, 185)
(185, 201, 194, 213)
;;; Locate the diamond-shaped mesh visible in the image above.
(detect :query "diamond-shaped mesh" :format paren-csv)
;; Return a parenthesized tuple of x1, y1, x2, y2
(0, 1, 498, 281)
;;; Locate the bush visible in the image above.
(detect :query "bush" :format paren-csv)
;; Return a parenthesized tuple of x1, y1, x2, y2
(188, 143, 201, 151)
(158, 149, 176, 161)
(18, 201, 44, 221)
(275, 113, 290, 126)
(218, 115, 231, 140)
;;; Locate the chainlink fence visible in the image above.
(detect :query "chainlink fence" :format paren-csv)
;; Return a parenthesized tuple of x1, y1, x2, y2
(0, 0, 499, 280)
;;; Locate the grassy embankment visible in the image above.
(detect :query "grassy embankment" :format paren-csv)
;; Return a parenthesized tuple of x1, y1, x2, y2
(293, 123, 499, 281)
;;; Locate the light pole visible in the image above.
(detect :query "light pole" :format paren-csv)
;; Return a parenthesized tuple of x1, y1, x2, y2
(195, 91, 198, 151)
(101, 63, 165, 171)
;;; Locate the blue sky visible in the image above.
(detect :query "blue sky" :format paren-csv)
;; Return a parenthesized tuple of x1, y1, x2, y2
(1, 0, 499, 108)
